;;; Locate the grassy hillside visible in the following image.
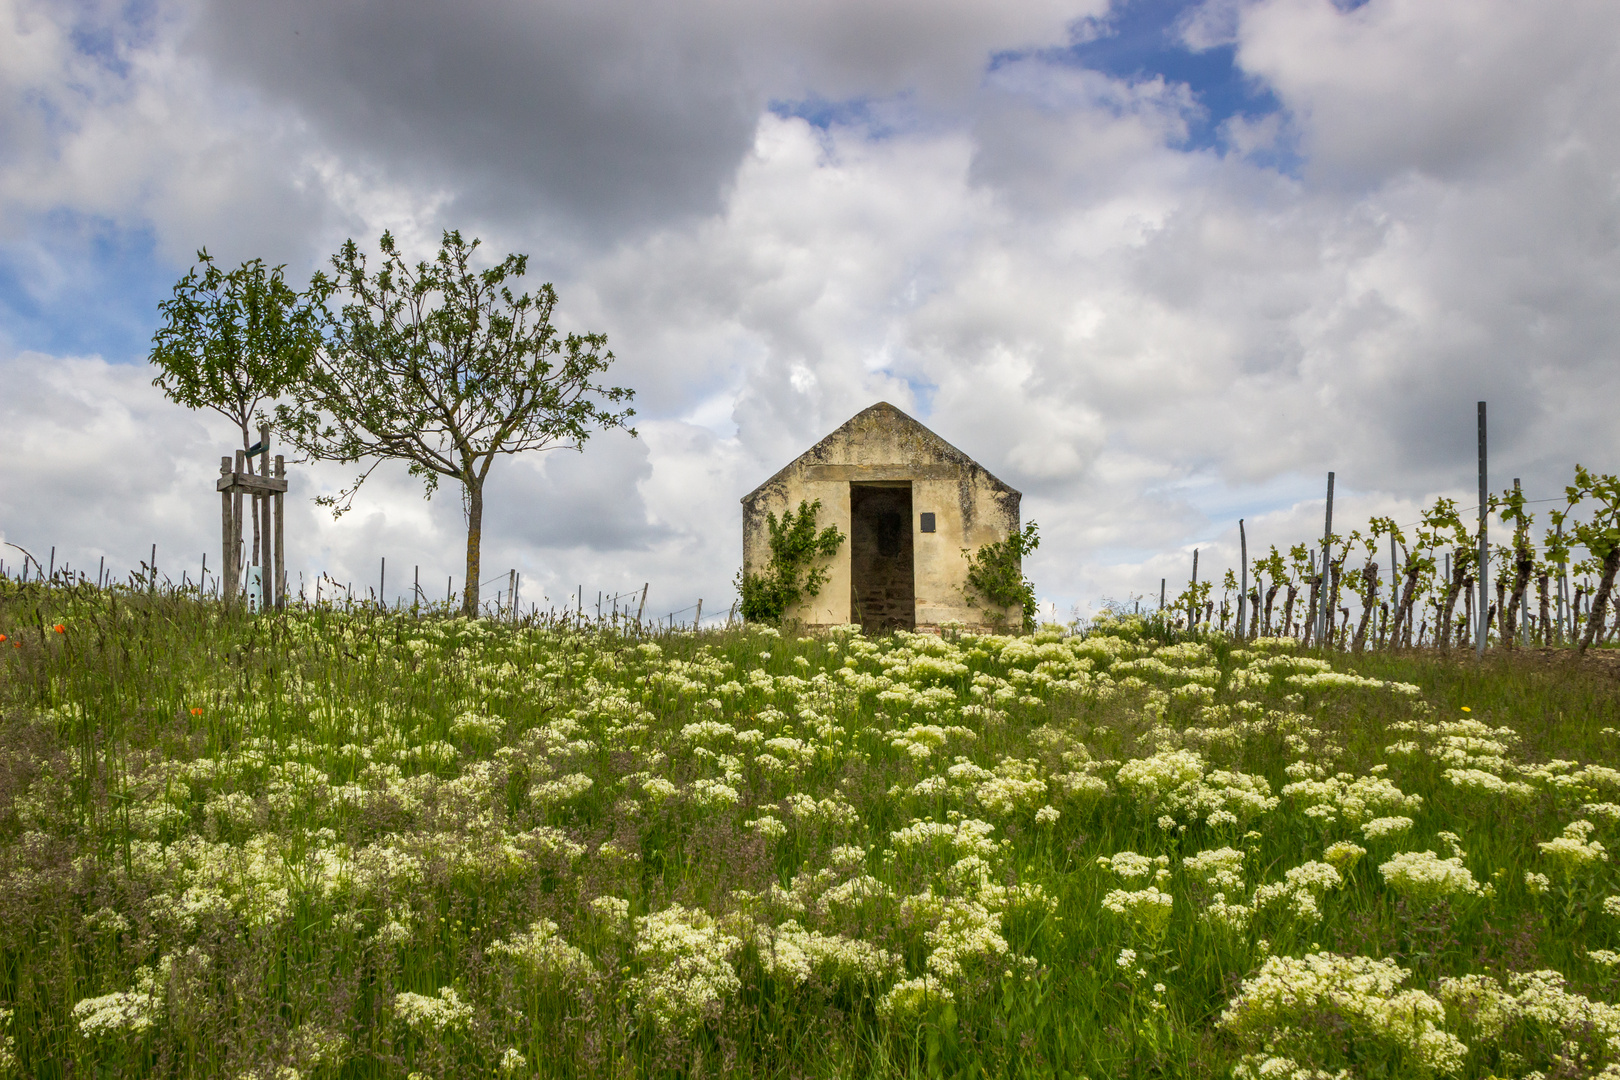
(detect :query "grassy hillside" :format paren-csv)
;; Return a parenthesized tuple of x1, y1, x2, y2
(2, 582, 1619, 1078)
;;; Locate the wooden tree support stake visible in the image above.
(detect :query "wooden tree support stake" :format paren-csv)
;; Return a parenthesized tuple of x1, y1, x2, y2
(218, 428, 289, 611)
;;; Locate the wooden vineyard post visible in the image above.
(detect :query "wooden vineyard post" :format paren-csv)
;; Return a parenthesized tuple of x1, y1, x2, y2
(258, 426, 273, 613)
(220, 457, 236, 603)
(1316, 472, 1335, 647)
(233, 449, 246, 605)
(1189, 549, 1199, 630)
(274, 455, 285, 608)
(1476, 402, 1489, 658)
(1237, 520, 1248, 642)
(218, 434, 289, 612)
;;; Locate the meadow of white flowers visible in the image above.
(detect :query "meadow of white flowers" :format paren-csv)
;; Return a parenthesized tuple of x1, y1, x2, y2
(2, 598, 1619, 1077)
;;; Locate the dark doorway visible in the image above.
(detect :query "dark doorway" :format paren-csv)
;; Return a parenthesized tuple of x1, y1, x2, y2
(850, 483, 914, 633)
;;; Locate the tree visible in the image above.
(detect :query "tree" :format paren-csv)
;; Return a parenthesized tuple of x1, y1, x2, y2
(1499, 482, 1536, 648)
(149, 251, 318, 577)
(150, 250, 316, 448)
(1255, 546, 1289, 636)
(1565, 466, 1620, 655)
(1344, 524, 1382, 654)
(278, 230, 635, 617)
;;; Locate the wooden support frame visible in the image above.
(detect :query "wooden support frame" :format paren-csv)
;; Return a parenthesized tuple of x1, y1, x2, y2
(219, 427, 289, 611)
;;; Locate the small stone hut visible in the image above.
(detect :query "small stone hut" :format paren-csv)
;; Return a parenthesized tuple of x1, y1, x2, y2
(741, 402, 1023, 633)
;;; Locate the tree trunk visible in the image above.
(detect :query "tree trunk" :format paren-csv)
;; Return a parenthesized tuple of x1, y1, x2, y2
(1537, 571, 1551, 646)
(1494, 576, 1507, 644)
(1328, 563, 1343, 645)
(1462, 575, 1475, 646)
(1503, 546, 1533, 649)
(463, 478, 484, 618)
(1439, 572, 1458, 650)
(1580, 547, 1620, 655)
(1282, 586, 1298, 638)
(1303, 576, 1319, 647)
(1389, 565, 1416, 648)
(1352, 563, 1379, 653)
(1263, 583, 1282, 636)
(238, 421, 262, 583)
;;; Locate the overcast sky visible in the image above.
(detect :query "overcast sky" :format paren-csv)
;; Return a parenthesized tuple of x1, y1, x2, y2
(2, 0, 1618, 620)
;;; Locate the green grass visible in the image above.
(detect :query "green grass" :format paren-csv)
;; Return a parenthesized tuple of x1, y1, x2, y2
(2, 581, 1619, 1078)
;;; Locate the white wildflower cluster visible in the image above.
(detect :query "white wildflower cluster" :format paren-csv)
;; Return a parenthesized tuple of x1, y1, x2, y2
(1283, 670, 1421, 696)
(1322, 841, 1366, 870)
(744, 813, 788, 840)
(1222, 952, 1466, 1078)
(1539, 819, 1609, 875)
(450, 710, 504, 742)
(1441, 969, 1620, 1069)
(876, 975, 955, 1019)
(530, 772, 594, 804)
(487, 918, 597, 983)
(1360, 816, 1414, 841)
(1252, 861, 1344, 921)
(756, 921, 897, 985)
(393, 987, 474, 1035)
(1115, 749, 1278, 828)
(1184, 847, 1251, 931)
(785, 792, 859, 830)
(1097, 850, 1171, 883)
(628, 906, 742, 1033)
(1378, 850, 1482, 904)
(890, 818, 999, 859)
(972, 758, 1048, 815)
(912, 894, 1011, 979)
(1101, 885, 1174, 939)
(73, 965, 165, 1037)
(889, 723, 977, 760)
(1281, 767, 1422, 826)
(688, 777, 741, 809)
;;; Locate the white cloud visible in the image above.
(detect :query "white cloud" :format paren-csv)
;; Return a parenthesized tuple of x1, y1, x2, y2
(4, 0, 1620, 621)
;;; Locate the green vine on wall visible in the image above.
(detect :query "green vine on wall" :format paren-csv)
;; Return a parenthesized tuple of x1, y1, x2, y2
(737, 499, 846, 625)
(963, 522, 1040, 634)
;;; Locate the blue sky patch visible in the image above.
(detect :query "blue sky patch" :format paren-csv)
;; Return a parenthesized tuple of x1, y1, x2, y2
(999, 0, 1285, 155)
(0, 211, 177, 363)
(767, 93, 923, 141)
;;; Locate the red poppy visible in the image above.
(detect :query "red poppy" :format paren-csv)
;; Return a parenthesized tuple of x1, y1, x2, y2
(190, 707, 204, 716)
(0, 634, 6, 644)
(52, 624, 65, 634)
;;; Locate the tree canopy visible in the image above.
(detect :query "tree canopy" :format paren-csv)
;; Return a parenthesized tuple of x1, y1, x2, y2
(277, 230, 636, 616)
(149, 250, 317, 449)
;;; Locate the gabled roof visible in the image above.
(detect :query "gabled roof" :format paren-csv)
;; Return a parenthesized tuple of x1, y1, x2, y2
(742, 401, 1019, 505)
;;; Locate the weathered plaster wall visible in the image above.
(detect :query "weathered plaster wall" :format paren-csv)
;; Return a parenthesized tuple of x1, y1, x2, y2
(741, 402, 1022, 631)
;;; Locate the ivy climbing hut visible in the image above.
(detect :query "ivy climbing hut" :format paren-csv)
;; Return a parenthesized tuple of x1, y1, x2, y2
(741, 402, 1023, 634)
(218, 424, 287, 610)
